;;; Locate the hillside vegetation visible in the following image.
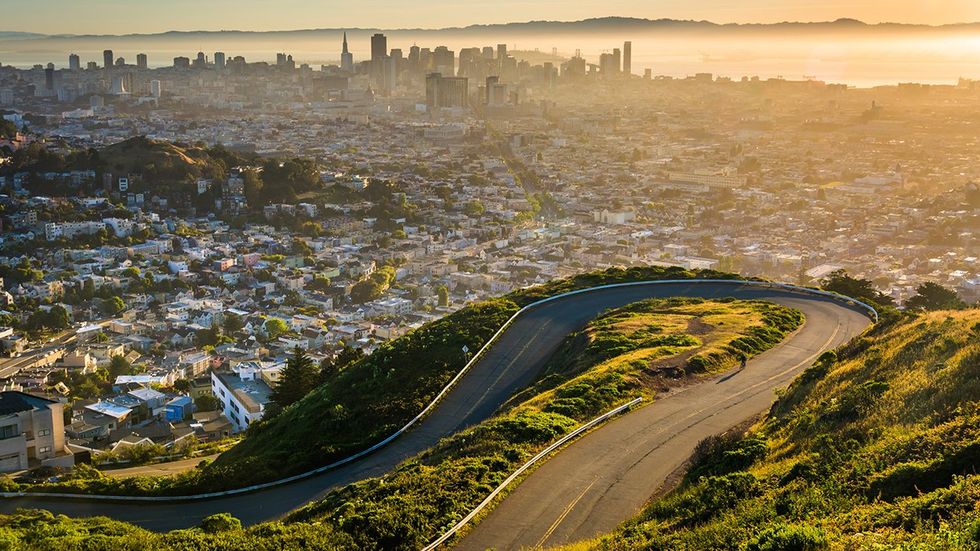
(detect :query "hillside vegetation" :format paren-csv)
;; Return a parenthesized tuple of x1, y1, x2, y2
(280, 297, 802, 549)
(0, 296, 800, 550)
(20, 266, 742, 496)
(564, 308, 980, 550)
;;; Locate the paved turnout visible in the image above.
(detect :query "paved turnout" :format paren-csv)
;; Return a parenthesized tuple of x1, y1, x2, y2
(0, 283, 870, 533)
(456, 294, 869, 551)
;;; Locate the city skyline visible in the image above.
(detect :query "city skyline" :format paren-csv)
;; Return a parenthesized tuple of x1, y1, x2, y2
(2, 1, 980, 34)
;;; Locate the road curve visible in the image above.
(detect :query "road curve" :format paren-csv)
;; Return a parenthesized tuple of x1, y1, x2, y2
(455, 295, 870, 551)
(0, 283, 869, 532)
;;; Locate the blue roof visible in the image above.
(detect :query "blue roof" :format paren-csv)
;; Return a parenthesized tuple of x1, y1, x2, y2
(167, 396, 193, 406)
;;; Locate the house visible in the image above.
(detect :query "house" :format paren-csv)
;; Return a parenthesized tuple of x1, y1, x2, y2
(0, 392, 74, 472)
(211, 371, 272, 433)
(127, 387, 167, 412)
(82, 401, 133, 432)
(189, 411, 233, 441)
(165, 396, 194, 422)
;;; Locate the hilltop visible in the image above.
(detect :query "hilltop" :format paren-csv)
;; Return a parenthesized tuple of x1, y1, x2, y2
(4, 18, 980, 39)
(98, 136, 211, 180)
(564, 307, 980, 550)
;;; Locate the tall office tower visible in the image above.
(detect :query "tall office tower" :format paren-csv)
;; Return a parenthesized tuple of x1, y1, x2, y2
(341, 33, 354, 72)
(380, 55, 399, 94)
(562, 55, 586, 79)
(612, 48, 621, 75)
(408, 45, 420, 71)
(150, 80, 162, 98)
(496, 43, 507, 61)
(115, 57, 125, 66)
(103, 49, 113, 69)
(623, 41, 632, 75)
(599, 52, 616, 77)
(86, 61, 98, 71)
(68, 53, 80, 71)
(276, 53, 288, 66)
(484, 76, 498, 104)
(109, 75, 128, 95)
(371, 33, 387, 62)
(214, 52, 225, 69)
(458, 47, 479, 77)
(433, 46, 454, 76)
(485, 75, 508, 106)
(419, 48, 432, 72)
(193, 52, 207, 68)
(136, 53, 148, 69)
(482, 46, 494, 59)
(44, 64, 54, 90)
(173, 56, 190, 69)
(425, 73, 468, 109)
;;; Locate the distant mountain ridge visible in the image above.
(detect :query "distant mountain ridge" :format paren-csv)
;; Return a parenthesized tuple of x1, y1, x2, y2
(3, 17, 979, 39)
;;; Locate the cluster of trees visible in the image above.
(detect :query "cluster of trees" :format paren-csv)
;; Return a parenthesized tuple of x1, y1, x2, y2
(267, 345, 364, 417)
(821, 269, 969, 312)
(24, 305, 70, 333)
(0, 118, 18, 140)
(350, 266, 396, 304)
(821, 270, 895, 308)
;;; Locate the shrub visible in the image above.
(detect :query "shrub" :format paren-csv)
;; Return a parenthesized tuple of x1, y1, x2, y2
(747, 522, 829, 551)
(200, 513, 242, 533)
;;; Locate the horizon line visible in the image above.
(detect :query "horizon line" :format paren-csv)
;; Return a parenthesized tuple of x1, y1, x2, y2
(4, 16, 980, 39)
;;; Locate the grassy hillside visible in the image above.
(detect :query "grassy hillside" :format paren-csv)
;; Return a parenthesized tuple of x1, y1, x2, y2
(281, 297, 802, 550)
(99, 136, 212, 181)
(22, 266, 741, 496)
(0, 295, 801, 549)
(564, 308, 980, 550)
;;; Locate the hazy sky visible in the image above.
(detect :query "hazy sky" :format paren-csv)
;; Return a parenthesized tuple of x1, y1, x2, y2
(2, 0, 979, 34)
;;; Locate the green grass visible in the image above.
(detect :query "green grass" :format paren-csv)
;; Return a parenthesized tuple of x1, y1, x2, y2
(0, 509, 356, 550)
(22, 266, 745, 497)
(0, 294, 803, 550)
(278, 298, 801, 550)
(562, 308, 980, 551)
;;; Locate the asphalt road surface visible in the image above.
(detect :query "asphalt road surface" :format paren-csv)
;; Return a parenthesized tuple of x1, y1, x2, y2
(0, 282, 870, 533)
(456, 294, 870, 551)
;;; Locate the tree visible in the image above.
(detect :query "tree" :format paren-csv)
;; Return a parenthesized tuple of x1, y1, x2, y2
(194, 327, 221, 346)
(172, 379, 191, 393)
(269, 347, 318, 414)
(100, 296, 126, 316)
(47, 305, 70, 331)
(821, 270, 894, 307)
(263, 318, 289, 340)
(108, 355, 133, 379)
(223, 312, 243, 334)
(905, 282, 965, 311)
(194, 394, 220, 412)
(334, 345, 363, 370)
(464, 200, 486, 217)
(436, 285, 450, 307)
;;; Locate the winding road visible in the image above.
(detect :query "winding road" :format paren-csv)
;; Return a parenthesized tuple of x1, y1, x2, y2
(456, 290, 869, 550)
(0, 282, 871, 535)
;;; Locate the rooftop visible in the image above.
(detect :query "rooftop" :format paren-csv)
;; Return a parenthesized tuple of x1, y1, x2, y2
(0, 391, 57, 416)
(214, 372, 272, 414)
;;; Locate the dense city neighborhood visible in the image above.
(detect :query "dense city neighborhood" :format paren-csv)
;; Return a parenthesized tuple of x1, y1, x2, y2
(0, 30, 976, 479)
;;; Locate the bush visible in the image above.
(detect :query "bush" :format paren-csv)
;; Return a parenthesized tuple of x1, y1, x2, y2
(747, 522, 829, 551)
(200, 512, 242, 533)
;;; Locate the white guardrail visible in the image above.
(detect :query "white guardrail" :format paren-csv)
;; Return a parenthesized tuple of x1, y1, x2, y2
(421, 397, 643, 551)
(0, 279, 876, 503)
